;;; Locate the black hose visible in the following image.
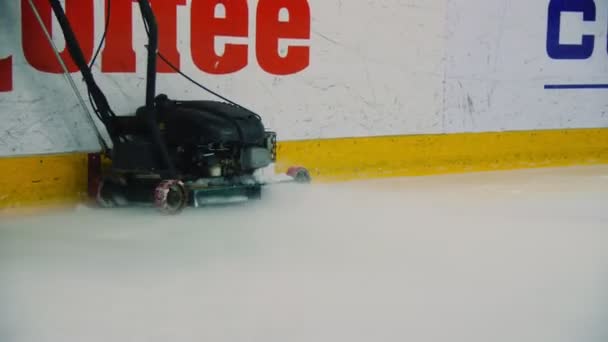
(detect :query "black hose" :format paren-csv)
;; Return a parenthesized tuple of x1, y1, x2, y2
(47, 0, 118, 140)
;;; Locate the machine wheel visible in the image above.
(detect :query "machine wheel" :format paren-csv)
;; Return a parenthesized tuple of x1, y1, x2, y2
(287, 166, 311, 183)
(154, 180, 188, 215)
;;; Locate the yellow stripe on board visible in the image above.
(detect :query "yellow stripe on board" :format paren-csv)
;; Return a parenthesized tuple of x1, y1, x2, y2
(0, 153, 89, 212)
(275, 128, 608, 182)
(1, 128, 607, 211)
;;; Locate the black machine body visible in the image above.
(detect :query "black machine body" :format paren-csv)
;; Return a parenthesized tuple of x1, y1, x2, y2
(109, 97, 277, 180)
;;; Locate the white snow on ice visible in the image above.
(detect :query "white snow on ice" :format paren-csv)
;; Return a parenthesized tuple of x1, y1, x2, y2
(1, 165, 608, 342)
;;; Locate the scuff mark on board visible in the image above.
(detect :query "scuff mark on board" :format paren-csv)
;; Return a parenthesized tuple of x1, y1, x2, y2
(466, 95, 474, 115)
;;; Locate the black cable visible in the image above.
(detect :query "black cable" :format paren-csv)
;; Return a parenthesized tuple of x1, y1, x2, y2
(138, 7, 261, 143)
(88, 0, 115, 121)
(89, 0, 111, 69)
(86, 0, 109, 119)
(93, 0, 259, 145)
(88, 91, 102, 121)
(87, 0, 260, 124)
(85, 0, 120, 144)
(49, 0, 116, 125)
(156, 52, 261, 120)
(136, 8, 262, 120)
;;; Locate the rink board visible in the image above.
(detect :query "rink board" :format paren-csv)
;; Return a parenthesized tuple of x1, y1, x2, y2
(0, 153, 89, 212)
(2, 128, 608, 210)
(276, 128, 608, 182)
(1, 0, 608, 210)
(1, 0, 607, 156)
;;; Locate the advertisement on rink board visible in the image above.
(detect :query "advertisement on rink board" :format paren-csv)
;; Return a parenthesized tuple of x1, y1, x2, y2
(547, 0, 604, 61)
(1, 0, 312, 92)
(0, 0, 607, 156)
(3, 0, 606, 91)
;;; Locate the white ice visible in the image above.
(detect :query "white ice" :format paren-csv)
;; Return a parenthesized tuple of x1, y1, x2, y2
(1, 165, 608, 342)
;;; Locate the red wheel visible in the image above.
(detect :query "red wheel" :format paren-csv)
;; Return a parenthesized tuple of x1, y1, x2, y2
(154, 180, 188, 215)
(286, 166, 311, 183)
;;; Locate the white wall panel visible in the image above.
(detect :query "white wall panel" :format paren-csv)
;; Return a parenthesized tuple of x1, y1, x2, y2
(444, 0, 608, 132)
(0, 0, 606, 156)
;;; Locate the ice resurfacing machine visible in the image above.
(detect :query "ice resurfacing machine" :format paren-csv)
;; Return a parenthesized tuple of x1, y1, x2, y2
(35, 0, 311, 214)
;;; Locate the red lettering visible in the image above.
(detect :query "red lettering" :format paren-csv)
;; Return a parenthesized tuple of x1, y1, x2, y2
(22, 0, 94, 73)
(150, 0, 186, 73)
(19, 0, 311, 78)
(0, 57, 13, 92)
(191, 0, 248, 75)
(256, 0, 310, 75)
(101, 0, 136, 72)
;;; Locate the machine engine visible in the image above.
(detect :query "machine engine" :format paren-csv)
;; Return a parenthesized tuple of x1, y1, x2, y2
(110, 95, 277, 180)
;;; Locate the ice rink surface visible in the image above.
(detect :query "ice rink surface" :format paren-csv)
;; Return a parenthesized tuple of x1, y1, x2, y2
(1, 165, 608, 342)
